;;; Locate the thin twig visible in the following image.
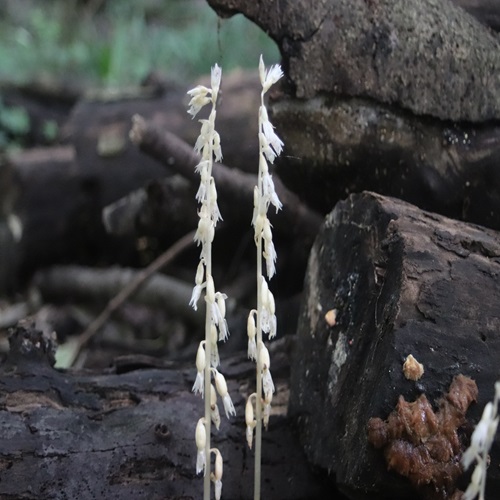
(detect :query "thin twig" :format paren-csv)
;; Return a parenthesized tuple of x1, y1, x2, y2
(71, 230, 196, 365)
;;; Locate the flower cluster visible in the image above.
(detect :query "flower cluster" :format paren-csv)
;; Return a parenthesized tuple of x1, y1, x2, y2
(188, 63, 234, 500)
(462, 381, 500, 500)
(245, 56, 284, 481)
(194, 419, 224, 500)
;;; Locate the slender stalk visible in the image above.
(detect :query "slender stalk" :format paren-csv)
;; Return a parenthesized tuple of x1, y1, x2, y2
(203, 109, 215, 500)
(204, 281, 212, 500)
(254, 235, 263, 500)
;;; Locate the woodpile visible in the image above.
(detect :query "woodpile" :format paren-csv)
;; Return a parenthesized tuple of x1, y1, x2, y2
(1, 0, 500, 498)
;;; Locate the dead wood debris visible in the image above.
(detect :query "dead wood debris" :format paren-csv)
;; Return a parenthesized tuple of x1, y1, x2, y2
(129, 114, 322, 247)
(69, 230, 195, 364)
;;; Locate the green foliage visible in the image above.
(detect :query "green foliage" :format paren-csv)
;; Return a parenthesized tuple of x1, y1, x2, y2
(0, 98, 30, 151)
(0, 0, 280, 88)
(42, 119, 58, 142)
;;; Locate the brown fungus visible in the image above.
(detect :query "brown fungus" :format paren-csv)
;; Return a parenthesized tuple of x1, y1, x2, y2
(367, 374, 478, 499)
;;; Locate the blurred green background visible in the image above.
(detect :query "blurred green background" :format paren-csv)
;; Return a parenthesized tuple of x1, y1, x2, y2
(0, 0, 280, 88)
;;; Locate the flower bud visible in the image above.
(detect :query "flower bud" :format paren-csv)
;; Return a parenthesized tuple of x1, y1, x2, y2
(210, 384, 221, 430)
(206, 275, 215, 304)
(195, 260, 205, 286)
(260, 277, 269, 308)
(211, 448, 223, 500)
(263, 217, 272, 243)
(212, 369, 236, 418)
(195, 418, 206, 474)
(259, 342, 270, 371)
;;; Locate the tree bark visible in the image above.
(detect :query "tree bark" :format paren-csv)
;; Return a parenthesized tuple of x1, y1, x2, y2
(0, 323, 337, 500)
(208, 0, 500, 236)
(289, 192, 500, 499)
(208, 0, 500, 122)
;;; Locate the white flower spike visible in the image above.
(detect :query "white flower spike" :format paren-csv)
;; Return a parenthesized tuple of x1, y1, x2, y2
(188, 62, 234, 500)
(249, 56, 285, 498)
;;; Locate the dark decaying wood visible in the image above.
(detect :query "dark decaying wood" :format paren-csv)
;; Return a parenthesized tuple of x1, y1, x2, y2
(208, 0, 500, 122)
(101, 175, 198, 239)
(288, 192, 500, 499)
(271, 95, 500, 231)
(0, 323, 336, 500)
(10, 143, 165, 286)
(129, 115, 323, 250)
(207, 0, 500, 239)
(2, 71, 264, 292)
(62, 69, 262, 175)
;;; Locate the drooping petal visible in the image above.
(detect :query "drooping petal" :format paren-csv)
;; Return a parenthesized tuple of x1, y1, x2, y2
(189, 284, 203, 311)
(222, 393, 236, 418)
(187, 86, 211, 118)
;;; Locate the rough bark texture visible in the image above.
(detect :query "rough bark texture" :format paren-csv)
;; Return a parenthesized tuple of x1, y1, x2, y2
(208, 0, 500, 122)
(0, 323, 336, 500)
(208, 0, 500, 235)
(288, 192, 500, 499)
(271, 95, 500, 228)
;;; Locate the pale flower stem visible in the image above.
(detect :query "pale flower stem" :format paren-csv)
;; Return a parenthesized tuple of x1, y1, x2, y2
(204, 286, 212, 500)
(253, 84, 269, 500)
(254, 235, 263, 500)
(203, 108, 215, 500)
(204, 258, 212, 500)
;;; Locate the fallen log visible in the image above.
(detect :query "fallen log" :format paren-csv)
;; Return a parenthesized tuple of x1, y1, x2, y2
(3, 70, 320, 296)
(208, 0, 500, 234)
(271, 95, 500, 231)
(0, 323, 336, 500)
(33, 265, 200, 327)
(208, 0, 500, 122)
(289, 192, 500, 499)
